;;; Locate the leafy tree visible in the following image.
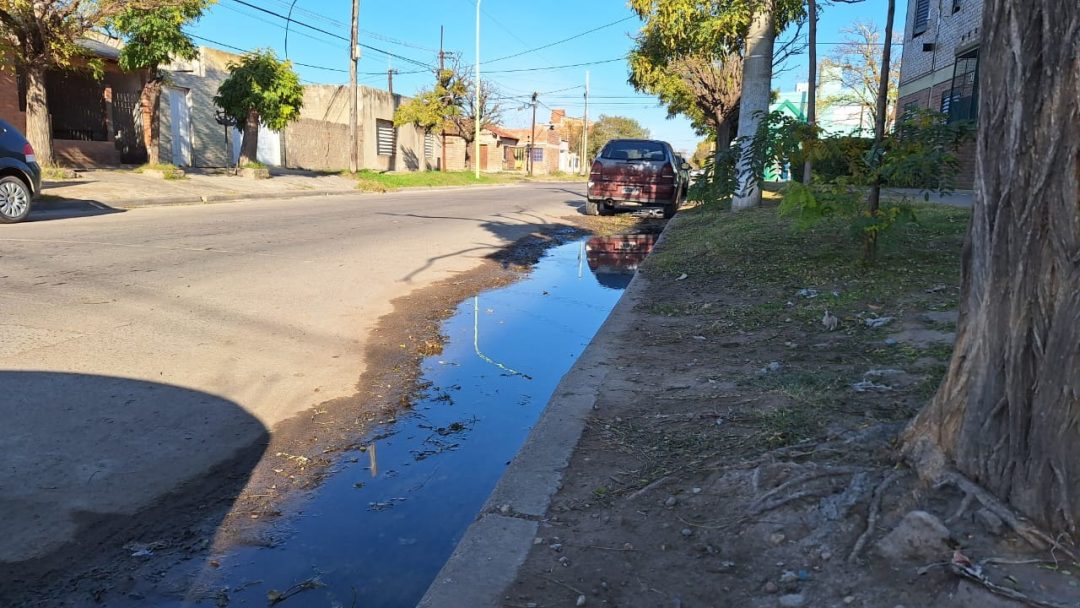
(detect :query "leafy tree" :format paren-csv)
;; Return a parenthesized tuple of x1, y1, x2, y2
(587, 115, 649, 159)
(904, 0, 1080, 540)
(628, 0, 743, 142)
(690, 140, 714, 168)
(394, 58, 500, 171)
(0, 0, 175, 166)
(819, 20, 900, 132)
(213, 50, 303, 167)
(111, 0, 212, 165)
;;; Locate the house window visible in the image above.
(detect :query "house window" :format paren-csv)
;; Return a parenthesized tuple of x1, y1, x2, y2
(913, 0, 931, 37)
(946, 48, 979, 123)
(376, 119, 395, 156)
(531, 147, 544, 162)
(424, 131, 435, 159)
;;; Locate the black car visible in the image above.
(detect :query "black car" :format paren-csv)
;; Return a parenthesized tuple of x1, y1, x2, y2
(0, 119, 42, 223)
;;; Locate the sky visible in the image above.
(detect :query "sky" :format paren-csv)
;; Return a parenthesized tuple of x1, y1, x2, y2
(189, 0, 900, 156)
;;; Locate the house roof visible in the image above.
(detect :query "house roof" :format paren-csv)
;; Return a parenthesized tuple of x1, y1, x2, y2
(77, 35, 123, 61)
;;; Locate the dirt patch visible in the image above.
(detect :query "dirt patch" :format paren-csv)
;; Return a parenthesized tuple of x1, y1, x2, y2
(503, 205, 1079, 608)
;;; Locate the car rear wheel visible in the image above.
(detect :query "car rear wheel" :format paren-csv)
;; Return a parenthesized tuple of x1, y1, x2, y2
(0, 176, 31, 224)
(584, 199, 600, 216)
(663, 200, 678, 219)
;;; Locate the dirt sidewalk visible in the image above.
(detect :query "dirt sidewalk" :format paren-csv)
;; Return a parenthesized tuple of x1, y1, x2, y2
(484, 203, 1076, 607)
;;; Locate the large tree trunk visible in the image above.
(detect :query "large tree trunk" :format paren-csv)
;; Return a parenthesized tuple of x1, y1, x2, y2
(903, 0, 1080, 536)
(731, 6, 775, 210)
(141, 76, 163, 166)
(863, 0, 896, 260)
(23, 66, 54, 167)
(238, 109, 260, 167)
(713, 117, 732, 171)
(802, 0, 817, 185)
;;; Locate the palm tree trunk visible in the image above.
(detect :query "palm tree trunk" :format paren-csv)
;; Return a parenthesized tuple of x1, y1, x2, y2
(732, 6, 775, 210)
(23, 66, 54, 167)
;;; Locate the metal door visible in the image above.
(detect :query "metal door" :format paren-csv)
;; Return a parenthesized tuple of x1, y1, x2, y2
(167, 87, 192, 166)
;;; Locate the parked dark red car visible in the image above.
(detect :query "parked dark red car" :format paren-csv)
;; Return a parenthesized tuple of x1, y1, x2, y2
(586, 139, 689, 218)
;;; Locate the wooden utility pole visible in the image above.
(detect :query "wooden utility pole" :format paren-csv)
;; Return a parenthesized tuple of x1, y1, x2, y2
(528, 92, 538, 176)
(439, 25, 447, 172)
(349, 0, 360, 173)
(802, 0, 817, 185)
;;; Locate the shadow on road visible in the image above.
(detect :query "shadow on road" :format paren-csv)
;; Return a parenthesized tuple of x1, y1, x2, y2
(0, 371, 267, 606)
(28, 198, 125, 222)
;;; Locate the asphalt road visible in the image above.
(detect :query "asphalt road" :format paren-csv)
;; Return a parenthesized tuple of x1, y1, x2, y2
(0, 183, 584, 564)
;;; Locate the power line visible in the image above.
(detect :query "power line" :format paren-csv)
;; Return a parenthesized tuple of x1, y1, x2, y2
(484, 16, 635, 64)
(187, 33, 408, 77)
(224, 0, 435, 69)
(484, 57, 625, 74)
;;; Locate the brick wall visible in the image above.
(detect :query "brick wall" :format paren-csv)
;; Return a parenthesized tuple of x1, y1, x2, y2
(899, 0, 984, 93)
(0, 72, 26, 133)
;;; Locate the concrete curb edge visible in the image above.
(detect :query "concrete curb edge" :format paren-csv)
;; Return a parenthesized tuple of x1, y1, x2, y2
(42, 179, 585, 210)
(417, 214, 682, 608)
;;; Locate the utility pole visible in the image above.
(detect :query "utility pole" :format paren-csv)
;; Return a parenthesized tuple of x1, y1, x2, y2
(439, 25, 446, 172)
(474, 0, 481, 179)
(387, 57, 396, 96)
(348, 0, 359, 173)
(528, 91, 538, 176)
(581, 71, 589, 175)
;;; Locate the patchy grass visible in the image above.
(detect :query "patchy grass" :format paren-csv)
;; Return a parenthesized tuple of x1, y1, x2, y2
(39, 165, 78, 180)
(648, 203, 968, 326)
(520, 171, 587, 183)
(133, 163, 186, 180)
(239, 161, 266, 170)
(347, 170, 520, 192)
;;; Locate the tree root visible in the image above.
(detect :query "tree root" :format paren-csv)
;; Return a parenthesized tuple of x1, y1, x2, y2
(750, 488, 831, 516)
(949, 562, 1072, 608)
(937, 472, 1079, 563)
(945, 490, 976, 525)
(748, 466, 863, 513)
(848, 470, 904, 563)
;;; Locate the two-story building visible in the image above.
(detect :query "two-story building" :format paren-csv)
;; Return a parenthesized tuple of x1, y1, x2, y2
(896, 0, 983, 187)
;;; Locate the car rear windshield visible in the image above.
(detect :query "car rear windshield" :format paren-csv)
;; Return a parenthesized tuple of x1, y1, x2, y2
(601, 141, 667, 162)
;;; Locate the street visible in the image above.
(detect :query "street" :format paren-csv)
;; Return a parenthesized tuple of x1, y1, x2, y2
(0, 183, 583, 567)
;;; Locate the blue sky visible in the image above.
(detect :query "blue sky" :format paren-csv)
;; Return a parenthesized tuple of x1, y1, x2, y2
(190, 0, 898, 155)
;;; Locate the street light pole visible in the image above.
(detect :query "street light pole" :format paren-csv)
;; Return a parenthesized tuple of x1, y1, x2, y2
(581, 70, 589, 175)
(474, 0, 481, 179)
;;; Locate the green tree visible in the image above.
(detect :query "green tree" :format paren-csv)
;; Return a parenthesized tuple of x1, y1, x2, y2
(394, 59, 500, 171)
(588, 115, 650, 159)
(690, 140, 714, 168)
(213, 50, 303, 167)
(626, 0, 805, 209)
(111, 0, 213, 165)
(0, 0, 176, 166)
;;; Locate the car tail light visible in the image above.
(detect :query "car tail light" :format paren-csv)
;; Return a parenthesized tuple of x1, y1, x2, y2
(23, 142, 36, 164)
(660, 163, 675, 181)
(589, 160, 603, 181)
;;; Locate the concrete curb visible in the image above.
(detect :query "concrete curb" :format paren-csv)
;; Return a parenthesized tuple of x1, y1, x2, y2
(42, 180, 566, 210)
(417, 215, 681, 608)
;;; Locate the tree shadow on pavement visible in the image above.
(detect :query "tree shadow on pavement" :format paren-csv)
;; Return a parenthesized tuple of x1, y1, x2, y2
(0, 371, 267, 606)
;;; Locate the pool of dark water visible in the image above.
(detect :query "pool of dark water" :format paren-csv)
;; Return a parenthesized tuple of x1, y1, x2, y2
(156, 237, 646, 607)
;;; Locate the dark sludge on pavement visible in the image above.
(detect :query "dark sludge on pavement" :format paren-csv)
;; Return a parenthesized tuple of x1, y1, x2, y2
(142, 237, 641, 608)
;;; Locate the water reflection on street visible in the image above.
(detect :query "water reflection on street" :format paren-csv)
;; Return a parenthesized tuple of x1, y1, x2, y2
(170, 237, 636, 607)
